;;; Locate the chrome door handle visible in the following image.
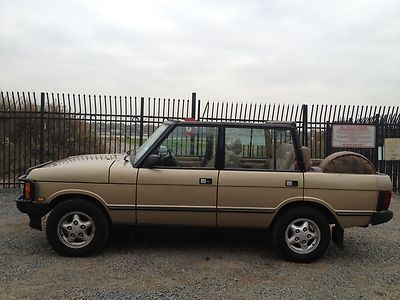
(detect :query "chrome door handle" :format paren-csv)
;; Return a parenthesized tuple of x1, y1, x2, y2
(285, 180, 298, 187)
(199, 178, 212, 185)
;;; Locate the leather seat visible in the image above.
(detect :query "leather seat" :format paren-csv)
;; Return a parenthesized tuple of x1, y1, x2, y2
(301, 146, 313, 171)
(225, 139, 242, 168)
(273, 143, 295, 170)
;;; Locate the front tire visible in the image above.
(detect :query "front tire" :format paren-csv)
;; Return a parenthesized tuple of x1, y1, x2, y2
(46, 199, 110, 256)
(271, 207, 330, 263)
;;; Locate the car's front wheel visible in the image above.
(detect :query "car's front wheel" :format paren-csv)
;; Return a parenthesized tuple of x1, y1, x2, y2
(271, 207, 330, 262)
(46, 199, 110, 256)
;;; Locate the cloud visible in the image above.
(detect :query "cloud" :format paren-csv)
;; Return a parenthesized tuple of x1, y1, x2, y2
(0, 0, 399, 105)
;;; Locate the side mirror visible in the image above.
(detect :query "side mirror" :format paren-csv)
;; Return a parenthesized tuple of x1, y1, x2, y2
(143, 154, 160, 168)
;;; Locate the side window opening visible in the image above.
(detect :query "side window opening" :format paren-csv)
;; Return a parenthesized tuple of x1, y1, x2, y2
(270, 129, 296, 170)
(145, 125, 218, 168)
(224, 127, 297, 171)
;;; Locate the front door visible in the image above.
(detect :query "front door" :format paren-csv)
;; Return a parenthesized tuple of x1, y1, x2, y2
(137, 124, 219, 226)
(218, 126, 304, 228)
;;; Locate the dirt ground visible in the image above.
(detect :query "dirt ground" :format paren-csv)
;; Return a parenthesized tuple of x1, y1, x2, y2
(0, 189, 399, 300)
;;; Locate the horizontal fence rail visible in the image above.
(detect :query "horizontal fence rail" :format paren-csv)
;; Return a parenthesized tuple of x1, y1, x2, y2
(1, 91, 399, 191)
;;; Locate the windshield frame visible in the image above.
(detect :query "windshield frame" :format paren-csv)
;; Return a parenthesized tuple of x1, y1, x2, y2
(130, 123, 171, 167)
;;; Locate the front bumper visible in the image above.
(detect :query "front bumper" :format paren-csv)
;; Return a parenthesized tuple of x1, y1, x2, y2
(16, 197, 48, 230)
(371, 210, 393, 225)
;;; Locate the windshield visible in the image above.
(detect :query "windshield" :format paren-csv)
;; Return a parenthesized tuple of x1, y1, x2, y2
(131, 123, 169, 165)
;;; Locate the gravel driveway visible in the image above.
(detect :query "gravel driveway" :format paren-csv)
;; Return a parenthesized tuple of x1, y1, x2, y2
(0, 189, 399, 300)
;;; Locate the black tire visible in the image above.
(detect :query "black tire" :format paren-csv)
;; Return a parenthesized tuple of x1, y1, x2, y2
(271, 207, 330, 263)
(46, 199, 110, 256)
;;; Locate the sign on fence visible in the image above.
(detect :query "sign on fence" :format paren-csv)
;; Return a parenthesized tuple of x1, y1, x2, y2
(332, 124, 376, 148)
(384, 138, 400, 160)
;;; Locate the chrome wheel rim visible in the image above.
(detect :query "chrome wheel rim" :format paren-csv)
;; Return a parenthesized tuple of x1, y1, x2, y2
(285, 218, 321, 255)
(57, 211, 95, 249)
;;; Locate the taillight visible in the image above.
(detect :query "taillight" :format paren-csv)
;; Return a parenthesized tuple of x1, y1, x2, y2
(383, 191, 392, 210)
(377, 191, 392, 211)
(24, 181, 32, 200)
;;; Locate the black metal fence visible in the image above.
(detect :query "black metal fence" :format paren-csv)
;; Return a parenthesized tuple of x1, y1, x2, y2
(1, 91, 399, 191)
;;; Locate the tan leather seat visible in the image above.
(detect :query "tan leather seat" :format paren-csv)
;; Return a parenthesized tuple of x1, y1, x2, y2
(273, 143, 295, 170)
(301, 146, 313, 171)
(225, 139, 242, 168)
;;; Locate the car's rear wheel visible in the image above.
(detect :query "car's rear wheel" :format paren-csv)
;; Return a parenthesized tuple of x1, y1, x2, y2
(46, 199, 110, 256)
(271, 207, 330, 262)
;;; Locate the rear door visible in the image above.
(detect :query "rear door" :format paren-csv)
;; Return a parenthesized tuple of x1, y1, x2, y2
(217, 126, 304, 228)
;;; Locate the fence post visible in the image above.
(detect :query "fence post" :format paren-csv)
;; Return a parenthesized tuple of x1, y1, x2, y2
(189, 92, 197, 155)
(325, 121, 331, 156)
(197, 99, 201, 121)
(39, 92, 45, 163)
(374, 114, 380, 171)
(191, 92, 196, 120)
(302, 104, 308, 146)
(139, 97, 145, 146)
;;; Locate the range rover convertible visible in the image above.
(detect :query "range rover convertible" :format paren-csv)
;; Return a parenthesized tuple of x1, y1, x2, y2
(16, 120, 393, 262)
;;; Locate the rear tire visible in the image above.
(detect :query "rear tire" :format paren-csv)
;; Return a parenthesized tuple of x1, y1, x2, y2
(46, 199, 110, 256)
(271, 207, 330, 262)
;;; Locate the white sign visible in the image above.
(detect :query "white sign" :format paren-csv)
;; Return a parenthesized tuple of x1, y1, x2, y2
(384, 138, 400, 160)
(332, 125, 376, 148)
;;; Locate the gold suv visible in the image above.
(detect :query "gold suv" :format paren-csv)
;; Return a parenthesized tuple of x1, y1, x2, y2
(16, 121, 393, 262)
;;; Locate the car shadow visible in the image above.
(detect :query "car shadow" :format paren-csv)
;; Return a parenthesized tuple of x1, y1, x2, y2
(105, 226, 273, 257)
(103, 225, 399, 264)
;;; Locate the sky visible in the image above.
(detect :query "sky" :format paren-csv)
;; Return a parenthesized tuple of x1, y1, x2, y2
(0, 0, 399, 105)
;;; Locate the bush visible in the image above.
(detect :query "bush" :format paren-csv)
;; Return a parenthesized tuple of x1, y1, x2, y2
(0, 98, 102, 180)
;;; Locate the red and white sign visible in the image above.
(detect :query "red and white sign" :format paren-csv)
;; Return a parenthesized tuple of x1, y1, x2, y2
(332, 125, 376, 148)
(183, 118, 195, 136)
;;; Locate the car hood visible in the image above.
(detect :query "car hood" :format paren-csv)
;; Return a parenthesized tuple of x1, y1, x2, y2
(27, 154, 121, 183)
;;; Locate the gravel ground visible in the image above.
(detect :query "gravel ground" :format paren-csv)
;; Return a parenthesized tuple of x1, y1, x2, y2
(0, 189, 399, 300)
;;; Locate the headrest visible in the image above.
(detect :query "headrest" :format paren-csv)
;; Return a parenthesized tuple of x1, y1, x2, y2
(228, 139, 242, 154)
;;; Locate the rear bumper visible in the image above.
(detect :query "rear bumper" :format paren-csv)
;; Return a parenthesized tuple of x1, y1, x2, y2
(371, 210, 393, 225)
(16, 197, 48, 230)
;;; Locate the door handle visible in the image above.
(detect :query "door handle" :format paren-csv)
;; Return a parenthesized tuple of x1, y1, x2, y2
(285, 180, 298, 187)
(199, 178, 212, 185)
